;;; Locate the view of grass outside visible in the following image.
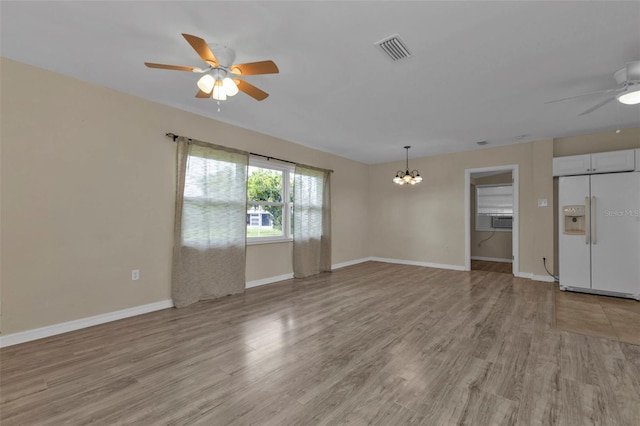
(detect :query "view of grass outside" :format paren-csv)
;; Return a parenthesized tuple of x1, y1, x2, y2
(246, 228, 283, 238)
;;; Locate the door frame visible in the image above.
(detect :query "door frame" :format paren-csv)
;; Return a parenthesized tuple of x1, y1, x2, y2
(464, 165, 519, 275)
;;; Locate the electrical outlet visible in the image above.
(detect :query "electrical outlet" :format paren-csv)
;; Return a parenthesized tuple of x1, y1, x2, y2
(537, 198, 548, 207)
(131, 269, 140, 281)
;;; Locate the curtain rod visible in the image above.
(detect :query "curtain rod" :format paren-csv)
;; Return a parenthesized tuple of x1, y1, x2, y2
(165, 132, 333, 173)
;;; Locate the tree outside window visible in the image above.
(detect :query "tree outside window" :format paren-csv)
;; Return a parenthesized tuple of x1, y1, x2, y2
(247, 161, 293, 241)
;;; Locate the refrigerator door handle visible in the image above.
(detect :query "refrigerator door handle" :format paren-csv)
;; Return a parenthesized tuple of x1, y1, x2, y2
(585, 196, 590, 244)
(592, 195, 597, 245)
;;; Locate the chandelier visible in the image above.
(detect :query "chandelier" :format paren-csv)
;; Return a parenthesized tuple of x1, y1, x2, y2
(393, 146, 422, 185)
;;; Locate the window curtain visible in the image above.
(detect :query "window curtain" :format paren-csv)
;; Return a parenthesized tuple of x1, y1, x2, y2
(293, 165, 331, 278)
(171, 137, 248, 308)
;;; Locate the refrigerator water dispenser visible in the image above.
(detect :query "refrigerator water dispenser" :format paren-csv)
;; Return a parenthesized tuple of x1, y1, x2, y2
(563, 205, 585, 235)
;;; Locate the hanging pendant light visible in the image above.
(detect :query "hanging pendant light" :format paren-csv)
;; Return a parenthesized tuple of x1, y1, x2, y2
(393, 146, 422, 185)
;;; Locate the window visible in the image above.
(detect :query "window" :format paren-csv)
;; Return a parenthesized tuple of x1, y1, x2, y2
(247, 159, 294, 243)
(475, 184, 513, 231)
(182, 145, 247, 247)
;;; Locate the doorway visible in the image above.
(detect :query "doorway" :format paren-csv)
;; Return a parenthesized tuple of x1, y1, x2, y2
(464, 165, 519, 275)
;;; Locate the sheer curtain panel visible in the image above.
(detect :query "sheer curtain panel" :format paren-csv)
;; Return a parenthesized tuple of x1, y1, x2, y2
(171, 137, 248, 307)
(293, 165, 331, 278)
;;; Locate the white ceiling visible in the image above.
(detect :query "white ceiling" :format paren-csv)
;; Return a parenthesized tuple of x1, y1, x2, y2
(2, 1, 639, 164)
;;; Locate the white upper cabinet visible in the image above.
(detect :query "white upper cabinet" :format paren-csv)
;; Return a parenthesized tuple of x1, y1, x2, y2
(553, 154, 591, 176)
(553, 149, 636, 177)
(590, 149, 636, 174)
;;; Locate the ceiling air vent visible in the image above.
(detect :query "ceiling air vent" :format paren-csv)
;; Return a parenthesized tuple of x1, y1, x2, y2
(375, 34, 413, 61)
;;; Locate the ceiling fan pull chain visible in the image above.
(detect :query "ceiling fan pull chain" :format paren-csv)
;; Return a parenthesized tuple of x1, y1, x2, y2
(217, 100, 221, 112)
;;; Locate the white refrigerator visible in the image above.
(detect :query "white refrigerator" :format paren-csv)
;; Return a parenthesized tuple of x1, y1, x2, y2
(558, 171, 640, 299)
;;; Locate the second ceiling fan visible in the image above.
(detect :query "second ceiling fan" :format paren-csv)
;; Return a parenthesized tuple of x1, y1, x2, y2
(145, 33, 279, 101)
(545, 61, 640, 116)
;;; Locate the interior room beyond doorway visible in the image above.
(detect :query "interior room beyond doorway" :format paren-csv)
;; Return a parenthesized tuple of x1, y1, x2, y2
(470, 170, 514, 274)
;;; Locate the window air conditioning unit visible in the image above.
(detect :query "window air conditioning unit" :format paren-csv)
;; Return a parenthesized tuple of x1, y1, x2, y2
(491, 216, 513, 229)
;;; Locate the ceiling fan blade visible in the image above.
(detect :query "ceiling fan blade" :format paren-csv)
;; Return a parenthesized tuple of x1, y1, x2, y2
(230, 60, 279, 76)
(545, 87, 624, 104)
(145, 62, 203, 72)
(578, 97, 615, 116)
(195, 89, 212, 98)
(182, 33, 218, 67)
(236, 79, 269, 101)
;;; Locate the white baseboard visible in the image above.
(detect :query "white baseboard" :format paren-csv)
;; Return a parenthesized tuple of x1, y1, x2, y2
(532, 274, 556, 283)
(0, 299, 174, 348)
(245, 258, 372, 289)
(471, 256, 513, 263)
(332, 257, 372, 270)
(370, 257, 466, 271)
(516, 272, 555, 283)
(246, 273, 294, 289)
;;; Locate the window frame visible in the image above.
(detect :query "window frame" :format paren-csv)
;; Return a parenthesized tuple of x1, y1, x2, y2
(246, 158, 294, 245)
(475, 183, 513, 232)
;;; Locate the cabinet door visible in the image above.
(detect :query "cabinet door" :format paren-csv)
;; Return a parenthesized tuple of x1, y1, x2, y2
(590, 172, 640, 295)
(590, 149, 635, 174)
(636, 149, 640, 172)
(553, 155, 591, 176)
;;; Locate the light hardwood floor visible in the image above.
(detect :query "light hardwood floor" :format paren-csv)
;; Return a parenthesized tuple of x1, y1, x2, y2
(471, 260, 513, 274)
(1, 261, 639, 425)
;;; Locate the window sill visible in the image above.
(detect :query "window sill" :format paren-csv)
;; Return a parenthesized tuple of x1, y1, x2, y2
(247, 237, 293, 246)
(475, 228, 512, 232)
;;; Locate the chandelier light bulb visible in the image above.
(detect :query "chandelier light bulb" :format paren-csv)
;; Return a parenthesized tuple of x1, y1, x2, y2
(197, 74, 215, 94)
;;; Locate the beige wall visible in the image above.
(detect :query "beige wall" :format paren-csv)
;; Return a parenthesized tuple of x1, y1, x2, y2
(367, 139, 555, 277)
(0, 59, 370, 334)
(554, 128, 640, 157)
(470, 172, 512, 260)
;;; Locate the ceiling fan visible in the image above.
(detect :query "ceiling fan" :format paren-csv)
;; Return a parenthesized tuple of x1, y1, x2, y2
(545, 61, 640, 116)
(145, 33, 279, 101)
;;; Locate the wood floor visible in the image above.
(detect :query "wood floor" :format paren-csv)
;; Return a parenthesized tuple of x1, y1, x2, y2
(471, 260, 512, 274)
(1, 261, 639, 425)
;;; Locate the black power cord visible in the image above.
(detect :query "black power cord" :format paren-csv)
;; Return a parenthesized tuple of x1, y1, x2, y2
(543, 257, 559, 282)
(477, 230, 496, 247)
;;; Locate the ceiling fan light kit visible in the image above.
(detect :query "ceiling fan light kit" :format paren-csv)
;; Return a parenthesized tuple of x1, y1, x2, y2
(145, 33, 279, 103)
(616, 84, 640, 105)
(614, 62, 640, 105)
